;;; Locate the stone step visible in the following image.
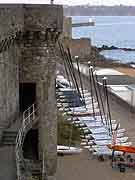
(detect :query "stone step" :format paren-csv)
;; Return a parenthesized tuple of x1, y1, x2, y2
(31, 162, 42, 177)
(32, 169, 41, 176)
(1, 131, 17, 145)
(0, 121, 10, 128)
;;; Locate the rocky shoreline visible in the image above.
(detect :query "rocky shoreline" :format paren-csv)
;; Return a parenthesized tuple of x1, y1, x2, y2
(90, 45, 135, 68)
(82, 45, 132, 68)
(98, 45, 135, 52)
(60, 38, 135, 69)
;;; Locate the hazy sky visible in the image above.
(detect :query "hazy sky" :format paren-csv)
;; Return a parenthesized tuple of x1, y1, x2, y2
(55, 0, 135, 6)
(1, 0, 135, 6)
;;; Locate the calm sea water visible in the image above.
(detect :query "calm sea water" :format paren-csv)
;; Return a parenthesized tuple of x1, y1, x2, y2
(100, 49, 135, 63)
(72, 16, 135, 63)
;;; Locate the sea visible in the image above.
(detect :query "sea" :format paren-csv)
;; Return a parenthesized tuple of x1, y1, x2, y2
(72, 16, 135, 63)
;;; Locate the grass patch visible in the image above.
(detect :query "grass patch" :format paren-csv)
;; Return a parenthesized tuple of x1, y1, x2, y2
(57, 113, 81, 146)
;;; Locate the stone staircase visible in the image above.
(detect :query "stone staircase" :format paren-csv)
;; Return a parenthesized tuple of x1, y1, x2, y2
(16, 103, 41, 179)
(0, 121, 12, 142)
(32, 168, 41, 178)
(24, 159, 42, 179)
(0, 121, 10, 129)
(1, 131, 17, 146)
(0, 115, 22, 146)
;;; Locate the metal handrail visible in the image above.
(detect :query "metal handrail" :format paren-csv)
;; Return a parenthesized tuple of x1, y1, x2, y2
(16, 103, 39, 179)
(23, 104, 36, 121)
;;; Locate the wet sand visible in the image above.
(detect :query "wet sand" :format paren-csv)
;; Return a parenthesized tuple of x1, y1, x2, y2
(115, 67, 135, 77)
(56, 91, 135, 180)
(57, 150, 135, 180)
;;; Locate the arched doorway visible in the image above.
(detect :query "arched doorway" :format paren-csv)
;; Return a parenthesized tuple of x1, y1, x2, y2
(23, 129, 39, 160)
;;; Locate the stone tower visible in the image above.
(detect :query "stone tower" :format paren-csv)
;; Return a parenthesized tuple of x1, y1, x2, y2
(0, 4, 63, 180)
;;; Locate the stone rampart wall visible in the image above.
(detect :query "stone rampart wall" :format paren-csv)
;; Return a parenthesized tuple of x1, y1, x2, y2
(0, 5, 24, 40)
(74, 67, 135, 113)
(62, 16, 72, 38)
(0, 5, 23, 126)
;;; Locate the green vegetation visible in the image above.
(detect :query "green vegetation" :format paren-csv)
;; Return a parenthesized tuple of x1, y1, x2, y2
(28, 176, 41, 180)
(57, 113, 81, 146)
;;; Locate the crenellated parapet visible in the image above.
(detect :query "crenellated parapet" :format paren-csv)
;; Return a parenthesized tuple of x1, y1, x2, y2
(22, 29, 61, 46)
(0, 4, 24, 41)
(0, 4, 63, 52)
(23, 5, 63, 47)
(24, 4, 63, 32)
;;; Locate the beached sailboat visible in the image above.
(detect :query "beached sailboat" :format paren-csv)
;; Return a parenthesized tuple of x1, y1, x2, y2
(57, 145, 82, 155)
(57, 42, 133, 159)
(108, 125, 135, 153)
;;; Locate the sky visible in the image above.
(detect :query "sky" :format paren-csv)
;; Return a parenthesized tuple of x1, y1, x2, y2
(55, 0, 135, 6)
(0, 0, 135, 6)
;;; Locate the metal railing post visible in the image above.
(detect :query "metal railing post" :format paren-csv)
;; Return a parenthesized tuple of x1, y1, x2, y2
(28, 107, 31, 124)
(33, 104, 35, 120)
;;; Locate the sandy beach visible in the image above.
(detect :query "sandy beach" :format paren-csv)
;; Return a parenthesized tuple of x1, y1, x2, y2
(57, 149, 135, 180)
(57, 89, 135, 180)
(115, 67, 135, 77)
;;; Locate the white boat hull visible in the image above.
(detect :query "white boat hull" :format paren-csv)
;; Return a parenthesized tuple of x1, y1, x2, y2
(57, 145, 82, 155)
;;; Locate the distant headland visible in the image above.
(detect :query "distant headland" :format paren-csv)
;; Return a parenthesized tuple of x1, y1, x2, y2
(64, 5, 135, 16)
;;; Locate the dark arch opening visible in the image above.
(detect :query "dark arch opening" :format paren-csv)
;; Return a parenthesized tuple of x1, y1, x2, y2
(23, 129, 39, 160)
(19, 83, 36, 112)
